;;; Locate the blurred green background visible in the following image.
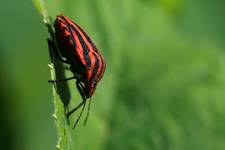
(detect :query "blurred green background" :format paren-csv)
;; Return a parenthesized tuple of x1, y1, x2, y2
(0, 0, 225, 150)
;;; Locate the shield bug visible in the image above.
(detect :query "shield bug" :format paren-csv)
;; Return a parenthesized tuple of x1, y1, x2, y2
(48, 14, 106, 128)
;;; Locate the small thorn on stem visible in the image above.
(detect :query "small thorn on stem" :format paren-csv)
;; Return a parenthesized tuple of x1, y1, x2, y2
(52, 114, 57, 119)
(48, 63, 53, 69)
(56, 144, 60, 149)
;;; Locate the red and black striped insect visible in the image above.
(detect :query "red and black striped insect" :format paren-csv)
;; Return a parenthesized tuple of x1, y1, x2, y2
(48, 14, 106, 128)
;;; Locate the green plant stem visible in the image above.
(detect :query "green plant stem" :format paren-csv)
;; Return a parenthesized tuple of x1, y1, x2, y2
(32, 0, 72, 149)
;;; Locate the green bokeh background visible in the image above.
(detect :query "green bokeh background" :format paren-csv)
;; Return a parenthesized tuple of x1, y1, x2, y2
(1, 0, 225, 150)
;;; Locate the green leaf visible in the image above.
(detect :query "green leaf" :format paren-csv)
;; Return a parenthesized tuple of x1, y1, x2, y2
(49, 63, 72, 150)
(33, 1, 72, 149)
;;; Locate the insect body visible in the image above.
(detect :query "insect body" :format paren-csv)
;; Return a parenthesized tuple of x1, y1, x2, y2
(48, 14, 106, 128)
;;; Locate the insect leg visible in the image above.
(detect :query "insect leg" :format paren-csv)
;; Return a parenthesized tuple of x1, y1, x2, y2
(76, 81, 93, 126)
(66, 80, 86, 119)
(48, 76, 75, 83)
(47, 38, 67, 63)
(66, 101, 85, 118)
(76, 81, 86, 101)
(47, 38, 54, 61)
(73, 101, 86, 129)
(83, 98, 92, 126)
(66, 81, 87, 128)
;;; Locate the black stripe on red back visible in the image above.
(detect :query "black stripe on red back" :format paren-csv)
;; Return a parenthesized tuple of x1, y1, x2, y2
(69, 24, 92, 69)
(72, 21, 99, 52)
